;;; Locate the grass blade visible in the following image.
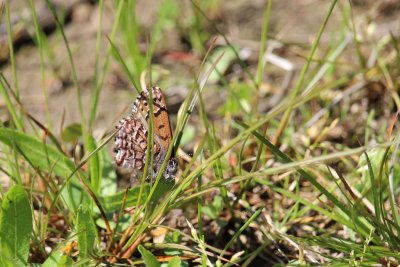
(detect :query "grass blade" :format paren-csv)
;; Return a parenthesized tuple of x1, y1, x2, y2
(87, 135, 101, 195)
(275, 0, 338, 143)
(256, 0, 272, 86)
(43, 0, 87, 143)
(0, 76, 23, 131)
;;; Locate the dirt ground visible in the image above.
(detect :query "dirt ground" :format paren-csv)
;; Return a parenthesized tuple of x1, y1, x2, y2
(1, 0, 400, 265)
(2, 0, 398, 137)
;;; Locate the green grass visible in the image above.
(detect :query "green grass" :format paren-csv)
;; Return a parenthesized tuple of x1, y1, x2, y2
(0, 0, 400, 266)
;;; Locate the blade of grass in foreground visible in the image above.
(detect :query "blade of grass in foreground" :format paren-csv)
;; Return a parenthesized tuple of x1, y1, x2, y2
(107, 36, 140, 93)
(242, 124, 400, 252)
(89, 0, 125, 127)
(119, 67, 158, 255)
(218, 207, 263, 261)
(118, 45, 227, 258)
(28, 0, 52, 129)
(87, 136, 101, 195)
(191, 0, 257, 89)
(172, 38, 220, 155)
(274, 0, 337, 144)
(150, 50, 227, 221)
(0, 77, 23, 131)
(5, 0, 20, 100)
(89, 0, 104, 127)
(256, 0, 272, 87)
(43, 0, 89, 155)
(198, 89, 231, 213)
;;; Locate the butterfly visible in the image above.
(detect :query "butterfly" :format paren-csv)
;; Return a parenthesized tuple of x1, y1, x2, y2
(114, 86, 177, 181)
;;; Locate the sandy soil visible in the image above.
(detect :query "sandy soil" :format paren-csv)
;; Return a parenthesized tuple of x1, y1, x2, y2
(0, 0, 398, 134)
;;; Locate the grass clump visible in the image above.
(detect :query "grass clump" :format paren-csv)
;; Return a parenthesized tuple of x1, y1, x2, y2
(0, 0, 400, 266)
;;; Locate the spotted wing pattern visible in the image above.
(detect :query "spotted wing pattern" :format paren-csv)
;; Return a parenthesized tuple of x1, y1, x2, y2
(114, 86, 177, 180)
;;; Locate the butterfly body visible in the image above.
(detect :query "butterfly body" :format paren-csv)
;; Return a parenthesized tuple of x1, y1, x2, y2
(114, 87, 177, 180)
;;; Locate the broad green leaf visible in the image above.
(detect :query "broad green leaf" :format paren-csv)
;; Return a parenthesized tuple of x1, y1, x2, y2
(138, 245, 161, 267)
(76, 204, 98, 259)
(0, 128, 75, 178)
(61, 123, 82, 143)
(42, 251, 73, 267)
(0, 128, 87, 211)
(167, 256, 181, 267)
(0, 185, 32, 267)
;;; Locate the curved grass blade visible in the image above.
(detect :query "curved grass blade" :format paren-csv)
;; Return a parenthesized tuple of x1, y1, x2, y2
(191, 0, 257, 89)
(275, 0, 338, 143)
(107, 35, 140, 93)
(219, 207, 263, 261)
(0, 76, 23, 131)
(42, 0, 85, 127)
(90, 0, 125, 127)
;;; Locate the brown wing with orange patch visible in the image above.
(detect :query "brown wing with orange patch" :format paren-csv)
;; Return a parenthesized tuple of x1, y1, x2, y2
(134, 87, 173, 154)
(114, 87, 174, 174)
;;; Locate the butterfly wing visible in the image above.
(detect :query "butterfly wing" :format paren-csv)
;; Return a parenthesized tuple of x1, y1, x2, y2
(150, 87, 173, 155)
(114, 87, 174, 175)
(135, 87, 173, 151)
(114, 114, 148, 171)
